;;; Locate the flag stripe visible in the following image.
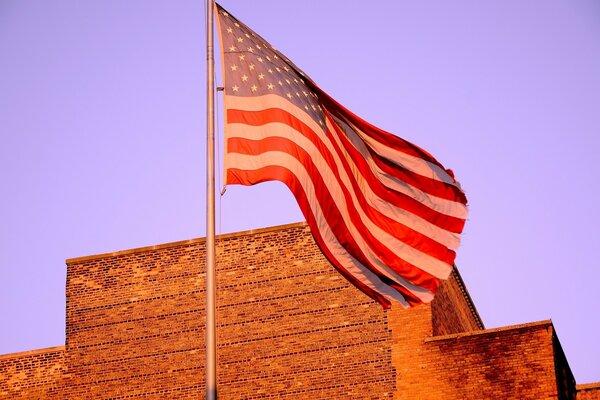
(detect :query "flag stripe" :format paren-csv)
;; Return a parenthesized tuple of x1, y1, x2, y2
(216, 3, 468, 308)
(327, 111, 467, 207)
(227, 147, 446, 292)
(227, 161, 434, 305)
(311, 84, 461, 188)
(229, 106, 466, 221)
(227, 103, 463, 248)
(325, 114, 467, 228)
(226, 165, 415, 308)
(227, 110, 458, 264)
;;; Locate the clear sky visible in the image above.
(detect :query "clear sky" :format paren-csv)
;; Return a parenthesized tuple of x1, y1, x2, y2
(1, 0, 599, 384)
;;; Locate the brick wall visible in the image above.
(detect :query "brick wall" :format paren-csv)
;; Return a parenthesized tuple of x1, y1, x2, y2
(390, 318, 572, 400)
(0, 222, 590, 399)
(62, 222, 397, 399)
(0, 346, 64, 399)
(431, 268, 483, 336)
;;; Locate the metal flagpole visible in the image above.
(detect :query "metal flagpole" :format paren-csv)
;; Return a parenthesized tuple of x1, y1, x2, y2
(205, 0, 217, 399)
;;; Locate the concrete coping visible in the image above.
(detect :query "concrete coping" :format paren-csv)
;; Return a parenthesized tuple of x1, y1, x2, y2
(0, 345, 65, 360)
(425, 319, 553, 343)
(66, 221, 308, 264)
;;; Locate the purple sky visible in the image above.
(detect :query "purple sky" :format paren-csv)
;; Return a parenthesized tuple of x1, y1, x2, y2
(1, 0, 599, 384)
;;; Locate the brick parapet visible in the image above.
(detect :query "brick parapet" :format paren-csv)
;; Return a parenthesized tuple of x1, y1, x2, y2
(398, 320, 574, 399)
(0, 346, 65, 399)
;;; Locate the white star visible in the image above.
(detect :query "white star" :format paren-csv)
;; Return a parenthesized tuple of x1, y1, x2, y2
(304, 105, 309, 110)
(241, 74, 249, 82)
(247, 47, 254, 53)
(232, 85, 239, 92)
(227, 27, 233, 33)
(267, 83, 274, 90)
(278, 80, 283, 86)
(237, 37, 244, 43)
(296, 92, 300, 97)
(239, 54, 245, 61)
(285, 79, 291, 85)
(303, 91, 308, 97)
(251, 85, 258, 92)
(245, 33, 250, 38)
(258, 73, 265, 80)
(266, 56, 271, 61)
(257, 57, 264, 63)
(229, 45, 236, 51)
(249, 64, 255, 70)
(274, 54, 279, 59)
(231, 65, 238, 71)
(222, 11, 229, 16)
(234, 22, 240, 27)
(287, 93, 293, 99)
(276, 67, 281, 72)
(283, 66, 289, 72)
(256, 44, 261, 49)
(268, 68, 273, 74)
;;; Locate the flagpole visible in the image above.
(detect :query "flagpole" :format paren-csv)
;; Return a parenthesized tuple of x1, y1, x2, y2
(205, 0, 217, 399)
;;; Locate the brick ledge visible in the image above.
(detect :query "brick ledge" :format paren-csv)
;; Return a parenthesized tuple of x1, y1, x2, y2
(66, 221, 308, 264)
(577, 382, 600, 391)
(0, 345, 65, 360)
(424, 319, 552, 343)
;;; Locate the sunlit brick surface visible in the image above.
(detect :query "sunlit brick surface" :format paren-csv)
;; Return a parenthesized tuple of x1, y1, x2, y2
(0, 222, 592, 399)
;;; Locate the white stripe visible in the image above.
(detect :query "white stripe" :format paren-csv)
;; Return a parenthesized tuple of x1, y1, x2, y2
(227, 150, 439, 302)
(328, 114, 467, 219)
(225, 94, 467, 220)
(322, 116, 462, 250)
(337, 113, 460, 188)
(225, 96, 462, 249)
(317, 227, 411, 308)
(227, 123, 453, 279)
(225, 94, 459, 187)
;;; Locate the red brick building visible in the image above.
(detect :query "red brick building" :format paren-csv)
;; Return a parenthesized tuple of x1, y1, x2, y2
(1, 222, 598, 399)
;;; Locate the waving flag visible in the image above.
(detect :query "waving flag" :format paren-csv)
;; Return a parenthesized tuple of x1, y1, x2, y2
(215, 4, 468, 309)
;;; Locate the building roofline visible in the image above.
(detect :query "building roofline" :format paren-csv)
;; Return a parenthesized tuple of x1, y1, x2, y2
(425, 319, 552, 343)
(451, 265, 485, 330)
(66, 221, 308, 264)
(0, 345, 65, 360)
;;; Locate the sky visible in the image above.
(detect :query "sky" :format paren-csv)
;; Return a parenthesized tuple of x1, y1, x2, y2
(1, 0, 599, 384)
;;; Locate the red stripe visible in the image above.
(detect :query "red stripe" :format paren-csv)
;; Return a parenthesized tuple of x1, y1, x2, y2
(326, 113, 466, 234)
(228, 136, 442, 293)
(226, 108, 457, 261)
(307, 81, 449, 168)
(228, 106, 457, 261)
(228, 107, 465, 233)
(319, 115, 457, 264)
(329, 113, 467, 204)
(228, 165, 423, 307)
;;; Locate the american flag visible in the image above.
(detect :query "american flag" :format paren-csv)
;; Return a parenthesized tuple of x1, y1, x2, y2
(215, 3, 468, 308)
